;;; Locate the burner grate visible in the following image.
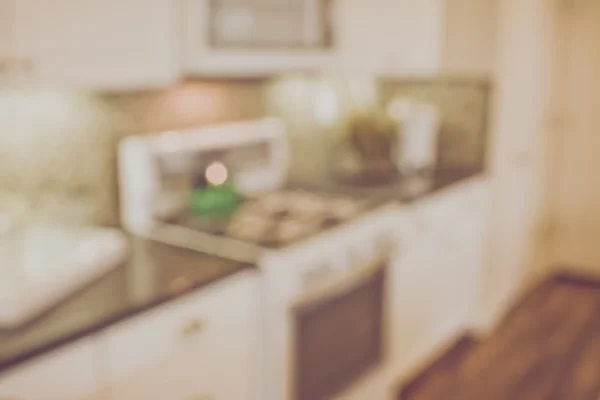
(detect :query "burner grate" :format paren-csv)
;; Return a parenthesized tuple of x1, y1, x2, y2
(166, 190, 366, 248)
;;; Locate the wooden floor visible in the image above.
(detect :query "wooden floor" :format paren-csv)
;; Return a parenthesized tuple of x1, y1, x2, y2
(398, 275, 600, 400)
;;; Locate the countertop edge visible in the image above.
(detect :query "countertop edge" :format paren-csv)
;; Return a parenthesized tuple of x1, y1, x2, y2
(0, 262, 254, 376)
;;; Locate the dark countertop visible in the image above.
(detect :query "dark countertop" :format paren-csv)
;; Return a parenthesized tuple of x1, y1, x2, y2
(0, 237, 253, 374)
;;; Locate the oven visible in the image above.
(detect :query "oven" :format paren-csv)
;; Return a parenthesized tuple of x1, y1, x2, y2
(293, 258, 387, 400)
(259, 203, 400, 400)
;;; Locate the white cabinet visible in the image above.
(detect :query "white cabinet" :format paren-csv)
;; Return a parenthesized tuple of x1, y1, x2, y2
(442, 0, 499, 76)
(391, 178, 489, 377)
(0, 0, 17, 86)
(101, 271, 260, 400)
(334, 0, 497, 77)
(334, 0, 445, 76)
(478, 0, 563, 334)
(12, 0, 179, 90)
(0, 338, 101, 400)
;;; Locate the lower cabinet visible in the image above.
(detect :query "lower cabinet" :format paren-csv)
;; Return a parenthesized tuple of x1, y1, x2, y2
(0, 338, 101, 400)
(391, 178, 489, 376)
(0, 271, 260, 400)
(100, 270, 260, 400)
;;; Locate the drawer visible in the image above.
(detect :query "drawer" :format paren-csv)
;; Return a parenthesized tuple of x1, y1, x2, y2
(101, 271, 258, 388)
(0, 338, 100, 400)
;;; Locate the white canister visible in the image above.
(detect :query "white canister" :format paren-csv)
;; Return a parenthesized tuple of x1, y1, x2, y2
(388, 97, 440, 174)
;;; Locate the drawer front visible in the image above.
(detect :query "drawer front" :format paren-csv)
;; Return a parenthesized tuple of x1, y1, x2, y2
(0, 338, 99, 400)
(103, 271, 258, 396)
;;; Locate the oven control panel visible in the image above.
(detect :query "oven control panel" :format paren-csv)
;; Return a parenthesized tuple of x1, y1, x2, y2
(260, 203, 401, 303)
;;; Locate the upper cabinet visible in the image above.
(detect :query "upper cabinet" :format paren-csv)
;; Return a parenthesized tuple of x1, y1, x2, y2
(334, 0, 498, 77)
(442, 0, 498, 76)
(0, 0, 17, 87)
(2, 0, 499, 88)
(334, 0, 446, 76)
(12, 0, 179, 90)
(182, 0, 335, 77)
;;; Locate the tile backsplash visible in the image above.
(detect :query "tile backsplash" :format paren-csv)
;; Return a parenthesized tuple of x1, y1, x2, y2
(0, 77, 489, 228)
(0, 81, 267, 226)
(382, 78, 491, 171)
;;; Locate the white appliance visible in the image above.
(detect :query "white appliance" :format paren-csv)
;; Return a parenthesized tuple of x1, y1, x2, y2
(0, 223, 128, 329)
(259, 203, 402, 400)
(118, 117, 403, 400)
(118, 117, 290, 260)
(181, 0, 333, 77)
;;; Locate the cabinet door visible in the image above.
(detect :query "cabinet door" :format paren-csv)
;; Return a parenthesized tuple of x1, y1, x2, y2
(105, 272, 259, 400)
(391, 210, 442, 372)
(391, 182, 487, 375)
(0, 338, 100, 400)
(13, 0, 178, 90)
(442, 0, 498, 76)
(442, 180, 490, 333)
(334, 0, 444, 76)
(0, 0, 16, 86)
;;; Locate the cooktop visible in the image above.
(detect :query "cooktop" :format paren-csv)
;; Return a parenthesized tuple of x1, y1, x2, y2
(162, 189, 368, 249)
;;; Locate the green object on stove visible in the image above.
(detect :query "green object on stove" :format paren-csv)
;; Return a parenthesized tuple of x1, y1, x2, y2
(189, 184, 241, 218)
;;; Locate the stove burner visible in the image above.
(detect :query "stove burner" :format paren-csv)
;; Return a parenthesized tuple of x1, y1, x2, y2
(167, 190, 367, 248)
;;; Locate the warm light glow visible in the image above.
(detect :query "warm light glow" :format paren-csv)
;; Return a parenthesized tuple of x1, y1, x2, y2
(387, 97, 414, 121)
(313, 83, 339, 126)
(205, 162, 228, 186)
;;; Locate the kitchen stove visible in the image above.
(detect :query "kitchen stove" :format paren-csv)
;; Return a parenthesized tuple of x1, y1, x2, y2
(119, 117, 404, 400)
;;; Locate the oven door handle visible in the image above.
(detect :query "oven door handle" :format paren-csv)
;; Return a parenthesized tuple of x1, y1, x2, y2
(293, 254, 388, 311)
(303, 264, 335, 286)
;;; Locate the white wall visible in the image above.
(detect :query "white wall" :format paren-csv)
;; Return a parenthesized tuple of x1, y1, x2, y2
(554, 0, 600, 272)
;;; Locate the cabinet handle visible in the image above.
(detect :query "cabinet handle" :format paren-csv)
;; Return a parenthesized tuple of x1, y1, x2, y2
(180, 319, 205, 338)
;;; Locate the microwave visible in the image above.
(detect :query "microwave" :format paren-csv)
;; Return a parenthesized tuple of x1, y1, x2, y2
(180, 0, 335, 77)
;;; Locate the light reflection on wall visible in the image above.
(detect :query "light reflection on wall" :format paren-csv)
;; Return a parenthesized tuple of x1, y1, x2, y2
(265, 74, 380, 181)
(266, 74, 380, 128)
(116, 81, 268, 134)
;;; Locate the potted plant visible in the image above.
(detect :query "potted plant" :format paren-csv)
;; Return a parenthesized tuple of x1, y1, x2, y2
(344, 108, 400, 181)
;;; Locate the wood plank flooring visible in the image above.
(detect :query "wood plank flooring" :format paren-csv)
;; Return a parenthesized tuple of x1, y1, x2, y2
(398, 274, 600, 400)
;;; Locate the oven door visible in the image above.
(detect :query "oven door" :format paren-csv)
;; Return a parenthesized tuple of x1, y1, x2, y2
(292, 255, 388, 400)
